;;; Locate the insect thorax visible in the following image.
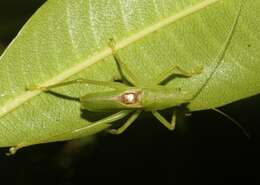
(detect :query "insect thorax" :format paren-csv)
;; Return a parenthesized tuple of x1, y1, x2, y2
(120, 92, 140, 104)
(119, 90, 142, 108)
(119, 87, 191, 111)
(140, 86, 191, 111)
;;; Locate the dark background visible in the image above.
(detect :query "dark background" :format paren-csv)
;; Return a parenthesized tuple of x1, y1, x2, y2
(0, 1, 259, 185)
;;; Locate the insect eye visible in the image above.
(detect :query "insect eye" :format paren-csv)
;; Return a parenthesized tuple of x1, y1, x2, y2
(121, 92, 138, 104)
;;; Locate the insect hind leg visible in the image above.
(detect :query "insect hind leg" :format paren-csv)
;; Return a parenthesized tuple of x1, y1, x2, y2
(7, 110, 133, 155)
(27, 78, 128, 91)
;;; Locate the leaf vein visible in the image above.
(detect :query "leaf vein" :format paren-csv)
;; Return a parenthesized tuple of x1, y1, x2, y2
(0, 0, 222, 119)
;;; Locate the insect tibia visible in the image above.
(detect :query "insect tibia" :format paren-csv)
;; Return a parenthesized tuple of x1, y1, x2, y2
(211, 108, 250, 138)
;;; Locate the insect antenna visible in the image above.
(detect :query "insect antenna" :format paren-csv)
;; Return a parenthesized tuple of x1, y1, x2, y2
(189, 2, 249, 137)
(191, 2, 243, 100)
(211, 108, 250, 138)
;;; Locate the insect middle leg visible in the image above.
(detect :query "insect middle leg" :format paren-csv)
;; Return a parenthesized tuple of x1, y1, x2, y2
(154, 64, 203, 85)
(108, 110, 142, 134)
(109, 38, 141, 87)
(151, 111, 176, 130)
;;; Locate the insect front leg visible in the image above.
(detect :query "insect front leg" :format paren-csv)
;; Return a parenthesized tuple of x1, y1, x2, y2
(154, 64, 203, 85)
(171, 111, 177, 129)
(108, 110, 142, 135)
(151, 111, 176, 130)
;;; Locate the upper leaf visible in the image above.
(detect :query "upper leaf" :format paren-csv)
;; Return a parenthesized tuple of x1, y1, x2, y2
(0, 0, 259, 148)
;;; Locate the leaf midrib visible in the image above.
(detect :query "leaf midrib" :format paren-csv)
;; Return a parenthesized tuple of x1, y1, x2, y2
(0, 0, 222, 118)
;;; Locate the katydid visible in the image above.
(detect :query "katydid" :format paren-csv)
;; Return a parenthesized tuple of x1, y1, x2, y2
(8, 2, 247, 155)
(30, 3, 246, 135)
(30, 42, 202, 134)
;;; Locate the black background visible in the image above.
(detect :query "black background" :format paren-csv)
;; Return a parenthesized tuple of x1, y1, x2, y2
(0, 1, 259, 185)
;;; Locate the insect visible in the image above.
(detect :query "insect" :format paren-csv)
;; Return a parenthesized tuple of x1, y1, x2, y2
(33, 41, 203, 134)
(31, 4, 245, 135)
(8, 3, 247, 155)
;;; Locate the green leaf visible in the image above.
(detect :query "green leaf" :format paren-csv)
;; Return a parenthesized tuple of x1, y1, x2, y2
(0, 0, 259, 150)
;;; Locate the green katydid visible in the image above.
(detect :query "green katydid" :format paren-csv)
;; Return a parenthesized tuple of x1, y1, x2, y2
(32, 3, 246, 134)
(30, 40, 202, 134)
(8, 2, 248, 155)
